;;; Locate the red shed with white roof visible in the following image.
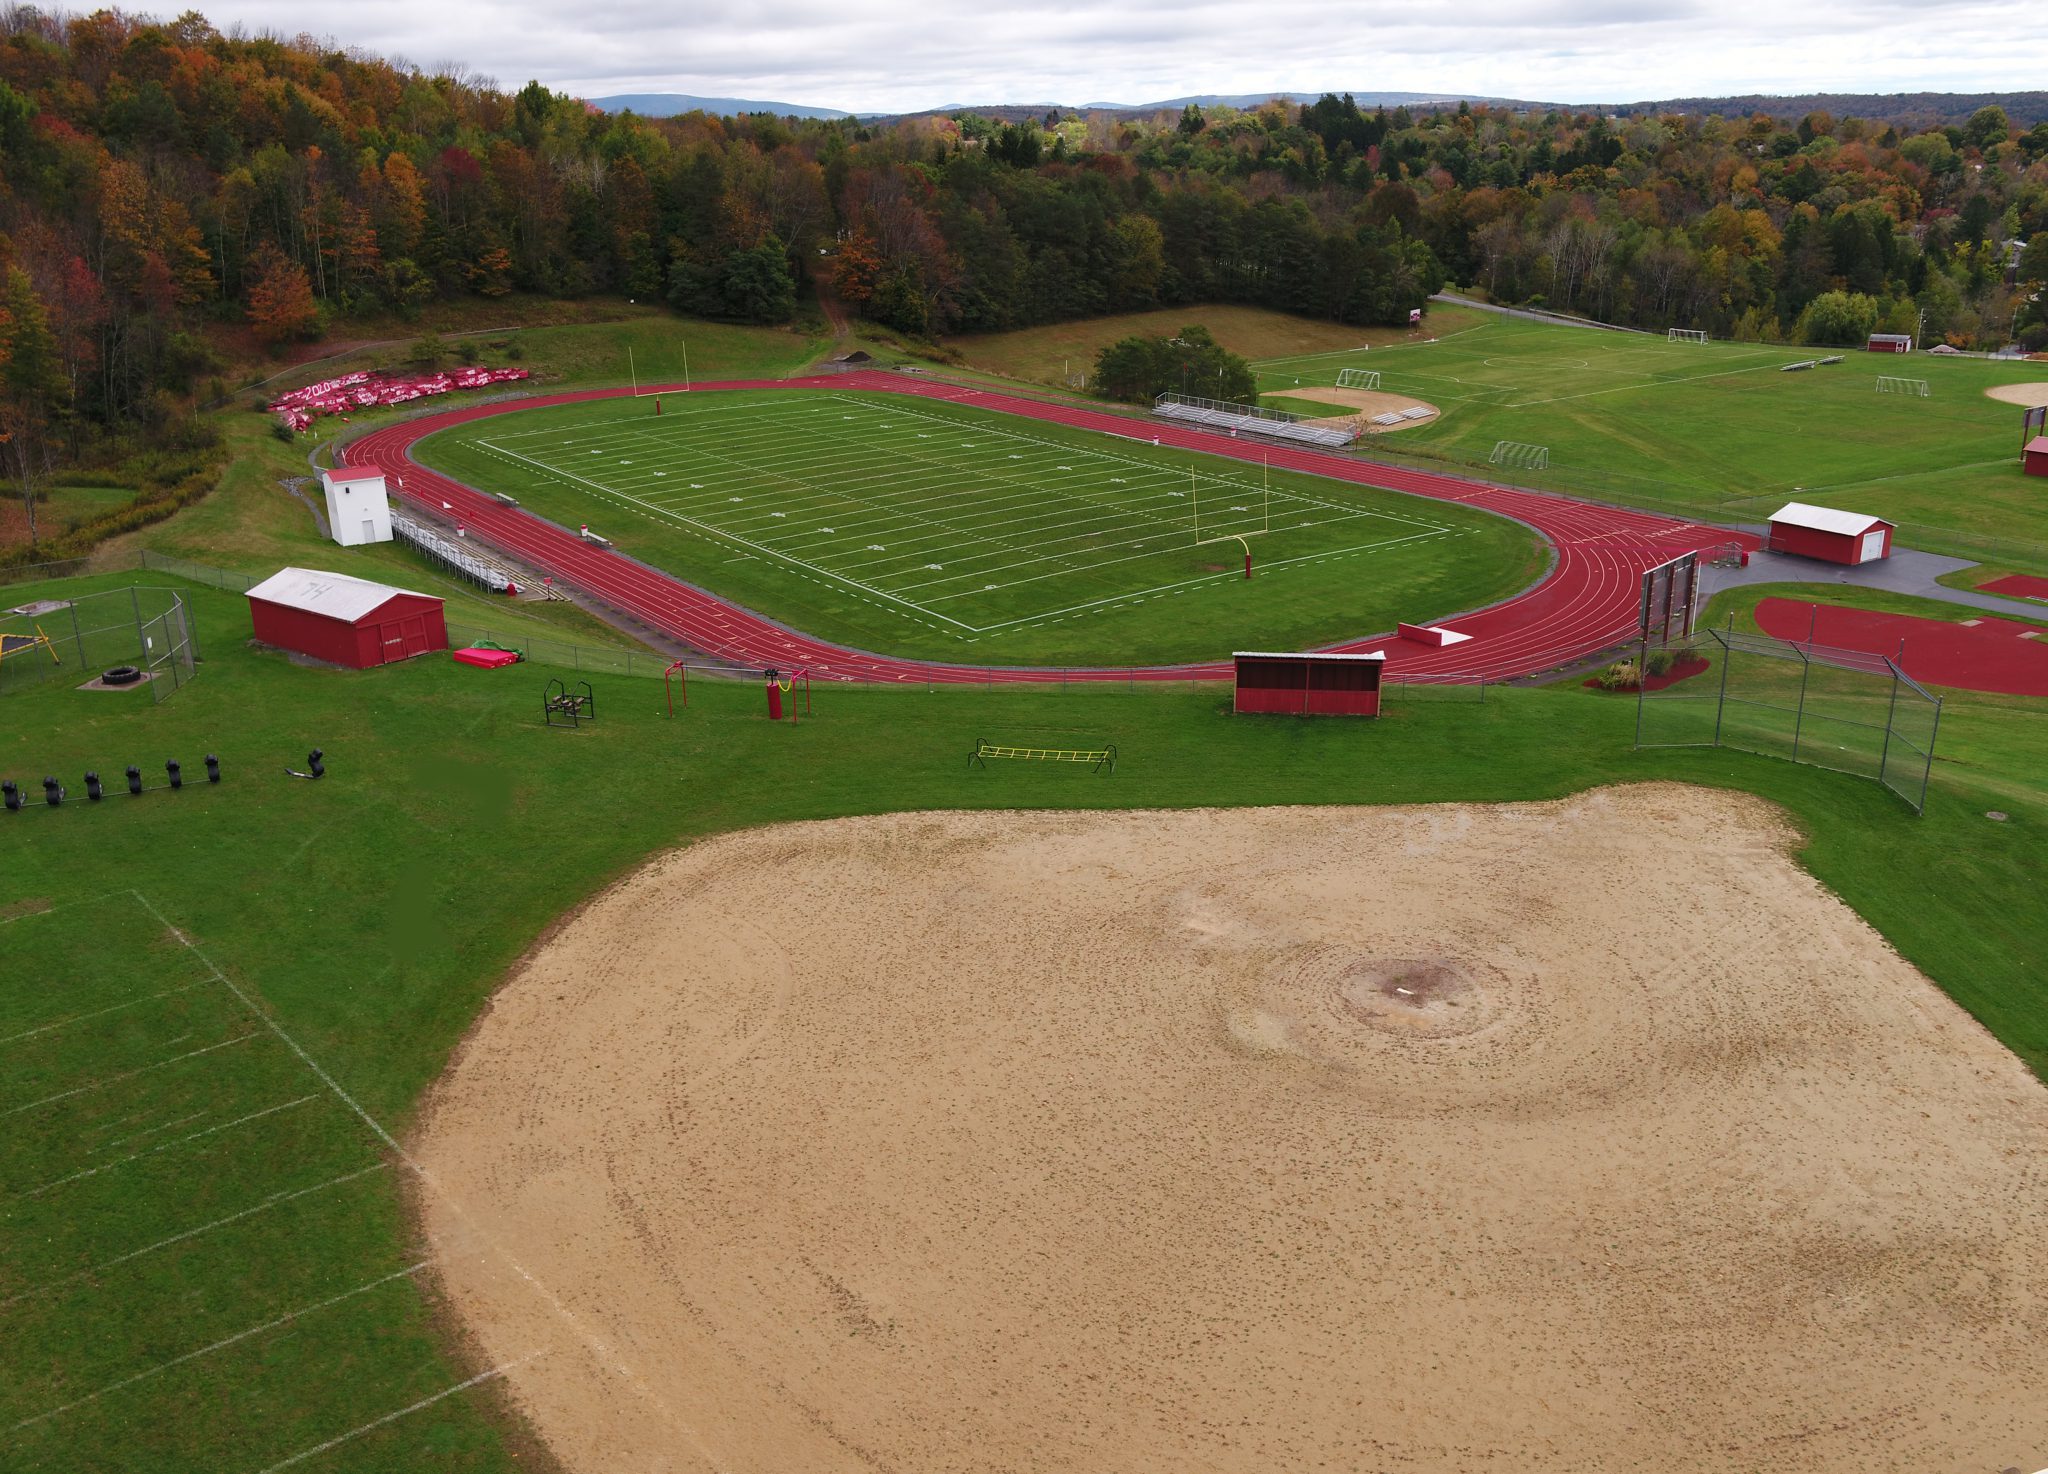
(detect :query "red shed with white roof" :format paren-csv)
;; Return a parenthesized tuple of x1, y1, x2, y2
(246, 567, 446, 669)
(1766, 502, 1895, 566)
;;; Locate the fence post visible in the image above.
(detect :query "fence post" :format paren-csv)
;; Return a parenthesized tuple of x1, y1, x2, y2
(1918, 698, 1943, 814)
(68, 596, 84, 668)
(1710, 632, 1733, 748)
(1789, 646, 1812, 761)
(1877, 663, 1902, 789)
(180, 591, 202, 661)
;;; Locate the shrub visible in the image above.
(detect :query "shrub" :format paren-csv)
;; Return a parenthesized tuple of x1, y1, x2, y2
(1593, 660, 1641, 691)
(1643, 648, 1677, 677)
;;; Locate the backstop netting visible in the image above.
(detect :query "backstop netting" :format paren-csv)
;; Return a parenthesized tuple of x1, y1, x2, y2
(1633, 626, 1940, 812)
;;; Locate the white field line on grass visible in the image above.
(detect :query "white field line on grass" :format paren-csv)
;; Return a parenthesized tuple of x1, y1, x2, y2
(477, 435, 978, 631)
(966, 528, 1458, 632)
(19, 1094, 320, 1198)
(127, 891, 740, 1474)
(462, 390, 1461, 642)
(487, 405, 1346, 621)
(1504, 353, 1807, 408)
(9, 1260, 433, 1431)
(0, 979, 209, 1049)
(252, 1349, 551, 1474)
(0, 1164, 388, 1309)
(3, 1031, 255, 1118)
(1248, 320, 1494, 368)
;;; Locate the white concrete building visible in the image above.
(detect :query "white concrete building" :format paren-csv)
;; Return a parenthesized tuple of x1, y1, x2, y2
(320, 465, 393, 547)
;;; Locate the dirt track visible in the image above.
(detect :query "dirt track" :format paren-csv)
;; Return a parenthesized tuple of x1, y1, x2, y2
(414, 788, 2048, 1474)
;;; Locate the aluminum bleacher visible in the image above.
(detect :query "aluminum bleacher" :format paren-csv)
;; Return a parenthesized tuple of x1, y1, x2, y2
(393, 513, 516, 594)
(1152, 391, 1357, 448)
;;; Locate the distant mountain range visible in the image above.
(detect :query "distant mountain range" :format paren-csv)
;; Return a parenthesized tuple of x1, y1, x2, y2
(585, 93, 853, 120)
(585, 89, 2048, 129)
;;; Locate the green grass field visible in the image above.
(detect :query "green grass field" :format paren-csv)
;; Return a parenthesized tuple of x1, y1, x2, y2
(413, 389, 1542, 665)
(3, 569, 2044, 1471)
(1255, 316, 2048, 555)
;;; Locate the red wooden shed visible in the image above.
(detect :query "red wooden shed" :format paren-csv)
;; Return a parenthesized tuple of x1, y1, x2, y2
(1866, 332, 1913, 353)
(1765, 503, 1895, 566)
(1233, 650, 1384, 717)
(2024, 435, 2048, 477)
(246, 567, 447, 669)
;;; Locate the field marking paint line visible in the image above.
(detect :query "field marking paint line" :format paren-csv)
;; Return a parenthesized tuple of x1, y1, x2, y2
(8, 1260, 433, 1431)
(0, 979, 210, 1049)
(251, 1349, 551, 1474)
(128, 891, 740, 1474)
(628, 414, 1205, 550)
(831, 391, 1453, 529)
(475, 394, 786, 444)
(959, 528, 1450, 630)
(0, 1164, 388, 1309)
(3, 1031, 256, 1118)
(481, 435, 979, 632)
(1507, 355, 1811, 408)
(19, 1094, 321, 1198)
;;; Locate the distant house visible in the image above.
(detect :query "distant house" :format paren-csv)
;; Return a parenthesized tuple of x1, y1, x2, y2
(1866, 333, 1913, 354)
(1766, 502, 1894, 566)
(319, 465, 392, 547)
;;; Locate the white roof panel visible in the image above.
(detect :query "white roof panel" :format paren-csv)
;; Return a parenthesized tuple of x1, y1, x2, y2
(246, 566, 430, 622)
(1767, 502, 1889, 537)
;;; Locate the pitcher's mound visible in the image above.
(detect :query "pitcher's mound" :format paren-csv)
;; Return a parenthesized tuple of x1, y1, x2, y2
(415, 788, 2048, 1474)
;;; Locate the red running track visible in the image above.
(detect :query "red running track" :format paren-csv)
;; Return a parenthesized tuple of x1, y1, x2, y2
(1756, 598, 2048, 698)
(345, 371, 1757, 683)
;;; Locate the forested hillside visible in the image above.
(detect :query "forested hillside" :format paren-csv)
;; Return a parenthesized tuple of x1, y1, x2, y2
(5, 5, 2048, 475)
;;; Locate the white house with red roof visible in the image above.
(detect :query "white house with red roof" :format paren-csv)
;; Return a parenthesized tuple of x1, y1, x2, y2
(319, 464, 393, 547)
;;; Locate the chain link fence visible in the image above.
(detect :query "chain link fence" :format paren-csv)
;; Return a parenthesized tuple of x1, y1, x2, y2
(1633, 627, 1941, 812)
(0, 586, 198, 704)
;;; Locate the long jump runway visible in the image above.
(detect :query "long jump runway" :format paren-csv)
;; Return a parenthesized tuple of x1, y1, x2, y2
(346, 371, 1756, 683)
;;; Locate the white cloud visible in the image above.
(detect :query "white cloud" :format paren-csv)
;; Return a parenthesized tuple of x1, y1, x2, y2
(193, 0, 2044, 113)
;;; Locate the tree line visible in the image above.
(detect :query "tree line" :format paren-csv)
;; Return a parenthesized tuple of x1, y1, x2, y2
(6, 6, 2048, 508)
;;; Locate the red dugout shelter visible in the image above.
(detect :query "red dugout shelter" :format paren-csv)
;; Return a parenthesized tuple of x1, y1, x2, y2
(246, 566, 448, 669)
(1233, 650, 1385, 716)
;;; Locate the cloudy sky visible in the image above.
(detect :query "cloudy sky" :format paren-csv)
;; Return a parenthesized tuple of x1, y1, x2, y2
(193, 0, 2040, 112)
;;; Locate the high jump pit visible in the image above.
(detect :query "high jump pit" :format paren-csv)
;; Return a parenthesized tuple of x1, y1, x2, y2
(413, 786, 2048, 1474)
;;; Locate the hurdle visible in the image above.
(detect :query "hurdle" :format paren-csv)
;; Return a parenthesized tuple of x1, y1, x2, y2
(969, 738, 1117, 774)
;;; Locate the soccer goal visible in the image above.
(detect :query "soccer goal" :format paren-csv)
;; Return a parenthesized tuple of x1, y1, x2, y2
(1667, 328, 1709, 345)
(1876, 376, 1930, 397)
(1336, 367, 1382, 390)
(1489, 440, 1550, 471)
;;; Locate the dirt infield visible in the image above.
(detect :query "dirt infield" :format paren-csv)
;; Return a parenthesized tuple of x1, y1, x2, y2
(414, 790, 2048, 1474)
(1276, 384, 1441, 431)
(1984, 381, 2048, 407)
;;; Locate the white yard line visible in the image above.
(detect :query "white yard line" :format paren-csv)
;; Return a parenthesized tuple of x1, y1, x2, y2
(9, 1261, 433, 1431)
(4, 1031, 255, 1118)
(19, 1094, 321, 1199)
(250, 1350, 549, 1473)
(0, 979, 210, 1049)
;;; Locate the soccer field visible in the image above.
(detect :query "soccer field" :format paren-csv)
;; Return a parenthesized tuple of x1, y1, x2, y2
(1255, 316, 2048, 551)
(418, 391, 1541, 664)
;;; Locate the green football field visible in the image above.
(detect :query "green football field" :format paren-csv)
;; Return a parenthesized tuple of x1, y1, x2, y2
(1255, 316, 2048, 553)
(413, 390, 1542, 665)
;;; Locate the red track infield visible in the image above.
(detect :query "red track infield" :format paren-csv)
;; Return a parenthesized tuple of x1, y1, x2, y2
(1981, 573, 2048, 603)
(1755, 598, 2048, 697)
(346, 372, 1755, 683)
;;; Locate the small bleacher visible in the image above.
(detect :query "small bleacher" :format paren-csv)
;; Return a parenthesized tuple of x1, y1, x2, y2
(1153, 392, 1357, 448)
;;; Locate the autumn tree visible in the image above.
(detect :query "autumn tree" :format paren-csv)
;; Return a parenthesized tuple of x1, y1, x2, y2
(245, 244, 319, 345)
(0, 269, 69, 547)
